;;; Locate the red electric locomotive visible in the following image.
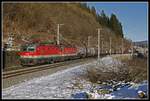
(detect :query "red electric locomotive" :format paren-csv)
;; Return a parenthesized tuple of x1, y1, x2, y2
(18, 43, 79, 66)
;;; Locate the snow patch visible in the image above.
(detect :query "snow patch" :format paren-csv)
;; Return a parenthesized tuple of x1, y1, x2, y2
(2, 62, 93, 99)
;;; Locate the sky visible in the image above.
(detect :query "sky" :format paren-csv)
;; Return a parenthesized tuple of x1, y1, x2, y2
(87, 2, 148, 42)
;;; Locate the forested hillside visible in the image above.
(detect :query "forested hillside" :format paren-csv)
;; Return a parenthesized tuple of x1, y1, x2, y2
(3, 3, 130, 51)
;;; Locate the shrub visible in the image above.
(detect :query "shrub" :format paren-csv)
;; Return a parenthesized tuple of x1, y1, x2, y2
(85, 57, 147, 83)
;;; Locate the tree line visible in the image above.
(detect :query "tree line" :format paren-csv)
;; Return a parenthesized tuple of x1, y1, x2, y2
(79, 3, 124, 38)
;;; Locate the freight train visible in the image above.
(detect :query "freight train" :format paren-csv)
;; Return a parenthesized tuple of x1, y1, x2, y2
(18, 41, 132, 66)
(18, 43, 98, 66)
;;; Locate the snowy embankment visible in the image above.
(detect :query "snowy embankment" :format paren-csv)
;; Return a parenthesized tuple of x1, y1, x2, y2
(2, 56, 148, 99)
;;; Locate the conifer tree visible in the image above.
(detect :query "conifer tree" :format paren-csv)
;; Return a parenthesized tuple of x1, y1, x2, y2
(91, 6, 96, 16)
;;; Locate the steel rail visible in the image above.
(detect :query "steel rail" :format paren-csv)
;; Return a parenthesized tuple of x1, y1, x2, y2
(3, 54, 129, 79)
(2, 57, 93, 79)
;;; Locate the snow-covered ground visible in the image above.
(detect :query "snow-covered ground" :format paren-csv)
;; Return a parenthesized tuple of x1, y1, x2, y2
(2, 56, 148, 99)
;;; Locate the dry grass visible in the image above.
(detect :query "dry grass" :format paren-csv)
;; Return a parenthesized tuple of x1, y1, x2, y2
(122, 57, 148, 83)
(84, 57, 148, 83)
(85, 65, 129, 83)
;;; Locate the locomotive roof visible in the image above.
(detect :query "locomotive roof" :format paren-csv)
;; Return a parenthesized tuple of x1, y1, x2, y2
(21, 43, 77, 48)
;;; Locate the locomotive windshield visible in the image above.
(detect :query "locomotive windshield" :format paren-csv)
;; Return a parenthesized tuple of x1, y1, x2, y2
(21, 44, 36, 52)
(27, 46, 35, 51)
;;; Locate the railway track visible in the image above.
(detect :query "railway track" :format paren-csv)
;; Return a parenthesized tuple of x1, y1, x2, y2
(2, 54, 129, 79)
(2, 57, 94, 79)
